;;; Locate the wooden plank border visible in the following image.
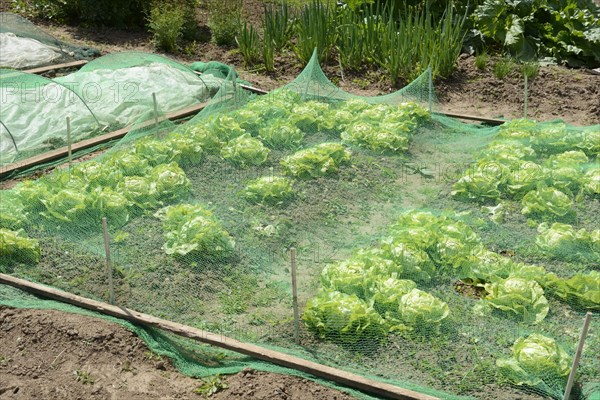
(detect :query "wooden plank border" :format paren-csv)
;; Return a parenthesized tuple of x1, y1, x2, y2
(0, 273, 439, 400)
(23, 60, 89, 75)
(436, 111, 505, 125)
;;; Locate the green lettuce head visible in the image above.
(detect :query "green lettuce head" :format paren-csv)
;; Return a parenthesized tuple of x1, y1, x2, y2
(496, 334, 571, 388)
(483, 277, 549, 324)
(302, 289, 387, 345)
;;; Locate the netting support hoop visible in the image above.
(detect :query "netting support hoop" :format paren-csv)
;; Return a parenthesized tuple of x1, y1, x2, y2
(0, 120, 18, 155)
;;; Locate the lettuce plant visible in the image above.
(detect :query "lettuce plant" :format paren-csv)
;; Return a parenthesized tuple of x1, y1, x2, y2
(395, 288, 450, 332)
(165, 132, 204, 166)
(229, 108, 262, 134)
(73, 160, 123, 188)
(155, 203, 234, 260)
(281, 143, 351, 179)
(258, 123, 304, 149)
(185, 125, 226, 153)
(106, 150, 150, 176)
(506, 161, 545, 198)
(370, 276, 417, 315)
(135, 136, 180, 166)
(451, 164, 507, 202)
(0, 228, 41, 266)
(576, 129, 600, 156)
(302, 289, 387, 345)
(116, 176, 160, 211)
(379, 238, 436, 283)
(243, 176, 294, 205)
(483, 277, 549, 324)
(554, 271, 600, 310)
(521, 186, 574, 219)
(290, 101, 332, 132)
(320, 257, 382, 299)
(498, 118, 539, 139)
(221, 134, 269, 167)
(582, 167, 599, 196)
(535, 222, 596, 261)
(0, 192, 27, 230)
(496, 334, 571, 388)
(341, 122, 410, 153)
(149, 163, 192, 202)
(206, 114, 247, 142)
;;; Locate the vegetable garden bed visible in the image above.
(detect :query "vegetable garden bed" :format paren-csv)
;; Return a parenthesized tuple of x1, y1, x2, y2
(1, 59, 598, 400)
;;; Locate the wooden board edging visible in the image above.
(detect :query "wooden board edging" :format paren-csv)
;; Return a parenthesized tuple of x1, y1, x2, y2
(436, 111, 505, 125)
(0, 273, 439, 400)
(23, 60, 89, 75)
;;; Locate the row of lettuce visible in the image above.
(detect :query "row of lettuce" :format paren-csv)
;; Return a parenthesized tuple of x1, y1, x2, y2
(0, 92, 429, 267)
(303, 118, 598, 395)
(452, 119, 599, 263)
(303, 209, 598, 393)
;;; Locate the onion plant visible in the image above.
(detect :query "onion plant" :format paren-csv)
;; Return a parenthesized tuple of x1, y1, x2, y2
(262, 2, 293, 52)
(376, 4, 466, 84)
(294, 0, 337, 63)
(236, 21, 261, 66)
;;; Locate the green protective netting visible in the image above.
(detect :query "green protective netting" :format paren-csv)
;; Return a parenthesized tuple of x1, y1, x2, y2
(0, 12, 99, 69)
(0, 52, 231, 167)
(1, 50, 599, 400)
(0, 284, 383, 400)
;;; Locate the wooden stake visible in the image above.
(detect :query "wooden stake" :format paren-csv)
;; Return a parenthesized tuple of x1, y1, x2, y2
(563, 312, 593, 400)
(290, 247, 300, 345)
(428, 67, 433, 113)
(66, 116, 73, 169)
(0, 273, 439, 400)
(101, 217, 115, 305)
(152, 92, 159, 130)
(524, 74, 528, 119)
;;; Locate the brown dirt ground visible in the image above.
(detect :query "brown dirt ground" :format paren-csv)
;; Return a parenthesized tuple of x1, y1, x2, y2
(19, 1, 597, 126)
(2, 0, 596, 125)
(0, 306, 356, 400)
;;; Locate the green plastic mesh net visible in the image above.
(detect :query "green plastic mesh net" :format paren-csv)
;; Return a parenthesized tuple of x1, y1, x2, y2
(0, 12, 99, 69)
(1, 50, 599, 400)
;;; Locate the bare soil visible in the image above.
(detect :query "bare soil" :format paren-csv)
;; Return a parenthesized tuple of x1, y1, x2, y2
(27, 4, 599, 126)
(0, 306, 357, 400)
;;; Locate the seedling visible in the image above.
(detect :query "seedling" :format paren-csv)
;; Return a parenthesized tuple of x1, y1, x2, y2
(74, 369, 95, 385)
(194, 375, 228, 397)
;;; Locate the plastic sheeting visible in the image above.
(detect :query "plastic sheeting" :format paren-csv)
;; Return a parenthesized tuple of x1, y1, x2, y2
(0, 32, 61, 69)
(54, 63, 224, 127)
(0, 62, 226, 164)
(0, 79, 98, 162)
